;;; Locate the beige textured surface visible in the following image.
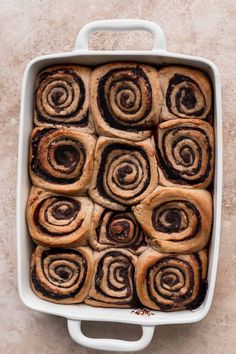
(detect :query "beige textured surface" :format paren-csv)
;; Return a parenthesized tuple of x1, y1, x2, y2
(0, 0, 235, 353)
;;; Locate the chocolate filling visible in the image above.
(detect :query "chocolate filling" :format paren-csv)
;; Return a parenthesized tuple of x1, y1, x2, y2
(166, 74, 206, 117)
(54, 144, 81, 168)
(179, 87, 197, 109)
(187, 252, 208, 309)
(31, 248, 87, 300)
(35, 68, 89, 126)
(97, 66, 153, 131)
(55, 267, 71, 280)
(31, 128, 86, 184)
(146, 257, 195, 311)
(51, 89, 65, 105)
(157, 126, 212, 185)
(117, 164, 134, 183)
(96, 143, 151, 203)
(109, 220, 131, 241)
(152, 200, 201, 241)
(95, 210, 146, 251)
(33, 196, 82, 236)
(94, 251, 135, 304)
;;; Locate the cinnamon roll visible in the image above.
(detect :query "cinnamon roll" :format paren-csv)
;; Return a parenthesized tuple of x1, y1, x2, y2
(136, 248, 208, 311)
(29, 127, 96, 195)
(27, 187, 94, 247)
(155, 119, 214, 188)
(89, 136, 158, 210)
(133, 186, 212, 254)
(90, 62, 163, 141)
(30, 246, 93, 304)
(89, 204, 147, 255)
(34, 65, 94, 133)
(85, 249, 137, 308)
(159, 66, 212, 121)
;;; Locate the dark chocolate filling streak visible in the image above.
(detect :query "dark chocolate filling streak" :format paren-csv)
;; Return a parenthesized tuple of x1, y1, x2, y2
(152, 200, 201, 241)
(90, 251, 137, 305)
(97, 66, 153, 132)
(31, 248, 87, 300)
(35, 68, 89, 126)
(146, 255, 206, 311)
(166, 74, 206, 117)
(33, 196, 82, 236)
(96, 143, 151, 203)
(157, 127, 212, 185)
(95, 210, 146, 250)
(31, 128, 86, 184)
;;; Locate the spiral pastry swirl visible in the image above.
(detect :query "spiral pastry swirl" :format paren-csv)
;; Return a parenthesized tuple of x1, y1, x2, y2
(27, 187, 94, 247)
(89, 204, 147, 255)
(136, 248, 208, 311)
(34, 65, 94, 133)
(155, 119, 214, 188)
(159, 66, 212, 121)
(30, 246, 93, 304)
(29, 127, 96, 195)
(89, 136, 158, 210)
(85, 249, 137, 308)
(133, 186, 212, 253)
(90, 62, 163, 141)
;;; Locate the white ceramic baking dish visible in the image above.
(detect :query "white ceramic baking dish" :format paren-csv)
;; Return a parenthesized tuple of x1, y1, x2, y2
(17, 19, 222, 352)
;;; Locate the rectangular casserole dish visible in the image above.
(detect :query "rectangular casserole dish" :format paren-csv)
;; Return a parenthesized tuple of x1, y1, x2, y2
(17, 19, 222, 352)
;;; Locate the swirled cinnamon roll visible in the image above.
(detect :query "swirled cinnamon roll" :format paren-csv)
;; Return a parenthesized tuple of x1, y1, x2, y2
(30, 246, 93, 304)
(29, 127, 96, 195)
(27, 187, 94, 247)
(133, 186, 212, 254)
(34, 65, 94, 133)
(159, 66, 212, 121)
(90, 62, 163, 141)
(85, 249, 137, 308)
(136, 248, 208, 311)
(89, 204, 147, 255)
(88, 136, 158, 210)
(155, 119, 214, 188)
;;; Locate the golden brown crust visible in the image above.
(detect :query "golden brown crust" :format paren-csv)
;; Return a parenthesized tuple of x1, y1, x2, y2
(30, 246, 93, 304)
(89, 203, 148, 255)
(27, 186, 94, 247)
(136, 248, 208, 311)
(34, 65, 94, 133)
(159, 65, 212, 121)
(155, 118, 214, 189)
(29, 127, 96, 195)
(133, 186, 212, 254)
(85, 248, 137, 308)
(90, 62, 163, 141)
(88, 136, 159, 210)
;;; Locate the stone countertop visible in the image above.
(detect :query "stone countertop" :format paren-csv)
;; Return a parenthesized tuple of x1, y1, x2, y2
(0, 1, 235, 353)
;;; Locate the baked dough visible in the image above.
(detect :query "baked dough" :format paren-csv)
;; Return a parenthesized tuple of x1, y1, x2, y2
(29, 127, 96, 195)
(155, 118, 214, 189)
(159, 65, 212, 121)
(90, 62, 163, 141)
(30, 246, 93, 304)
(133, 186, 212, 254)
(85, 248, 137, 308)
(89, 203, 147, 255)
(34, 65, 94, 133)
(27, 186, 94, 247)
(136, 247, 208, 311)
(88, 136, 159, 210)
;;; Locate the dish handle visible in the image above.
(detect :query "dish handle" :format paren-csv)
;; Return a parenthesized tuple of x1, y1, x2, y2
(75, 19, 166, 52)
(67, 319, 155, 352)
